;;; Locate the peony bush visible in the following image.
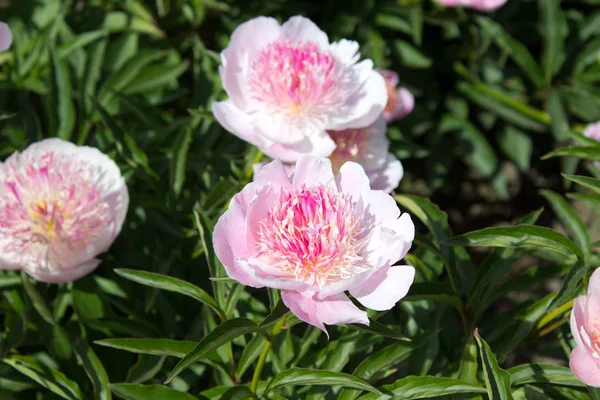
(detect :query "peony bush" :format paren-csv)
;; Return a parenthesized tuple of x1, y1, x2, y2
(1, 1, 600, 399)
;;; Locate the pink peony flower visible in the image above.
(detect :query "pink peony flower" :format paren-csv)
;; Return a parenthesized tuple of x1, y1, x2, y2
(214, 155, 415, 334)
(0, 139, 129, 283)
(437, 0, 507, 11)
(0, 22, 11, 52)
(378, 70, 414, 122)
(570, 268, 600, 386)
(584, 122, 600, 169)
(212, 16, 388, 163)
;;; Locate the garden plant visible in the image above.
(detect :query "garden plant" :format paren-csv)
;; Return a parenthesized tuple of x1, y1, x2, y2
(2, 0, 600, 399)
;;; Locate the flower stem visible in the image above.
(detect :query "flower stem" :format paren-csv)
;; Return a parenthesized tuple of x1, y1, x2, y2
(250, 318, 286, 394)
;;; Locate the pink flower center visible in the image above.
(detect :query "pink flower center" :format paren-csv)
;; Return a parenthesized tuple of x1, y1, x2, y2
(249, 40, 352, 124)
(256, 185, 370, 288)
(0, 151, 114, 271)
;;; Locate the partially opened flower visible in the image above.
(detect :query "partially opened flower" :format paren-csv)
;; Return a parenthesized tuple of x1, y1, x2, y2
(0, 22, 11, 52)
(0, 139, 129, 283)
(329, 115, 403, 193)
(584, 122, 600, 169)
(570, 269, 600, 386)
(437, 0, 507, 11)
(214, 155, 415, 334)
(378, 70, 414, 122)
(213, 16, 388, 163)
(254, 116, 404, 193)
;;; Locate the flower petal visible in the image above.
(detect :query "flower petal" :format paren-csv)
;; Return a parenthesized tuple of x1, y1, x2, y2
(336, 161, 371, 202)
(367, 154, 404, 193)
(570, 346, 600, 387)
(351, 265, 415, 311)
(253, 159, 293, 190)
(571, 296, 587, 349)
(213, 100, 269, 148)
(25, 259, 101, 283)
(0, 22, 12, 52)
(213, 187, 264, 288)
(281, 291, 369, 335)
(292, 155, 336, 188)
(281, 16, 329, 49)
(264, 132, 336, 163)
(220, 17, 282, 110)
(328, 60, 387, 130)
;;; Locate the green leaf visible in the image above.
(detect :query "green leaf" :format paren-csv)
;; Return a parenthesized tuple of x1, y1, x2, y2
(57, 30, 107, 59)
(354, 334, 432, 381)
(474, 331, 514, 400)
(114, 269, 224, 320)
(21, 271, 54, 325)
(490, 294, 554, 359)
(258, 300, 290, 328)
(457, 335, 479, 385)
(166, 318, 258, 383)
(540, 190, 591, 260)
(508, 364, 584, 388)
(393, 40, 431, 69)
(263, 368, 380, 395)
(563, 174, 600, 195)
(345, 318, 409, 341)
(109, 384, 196, 400)
(89, 97, 157, 178)
(440, 114, 497, 178)
(236, 334, 267, 379)
(444, 225, 583, 262)
(220, 386, 257, 400)
(476, 17, 544, 87)
(543, 146, 600, 162)
(395, 194, 474, 295)
(357, 376, 487, 400)
(50, 45, 75, 140)
(98, 50, 168, 105)
(546, 89, 570, 141)
(123, 61, 189, 95)
(103, 11, 164, 37)
(170, 121, 194, 198)
(94, 338, 196, 358)
(403, 282, 463, 311)
(3, 356, 82, 400)
(498, 127, 532, 172)
(548, 260, 588, 312)
(73, 339, 111, 400)
(539, 0, 565, 82)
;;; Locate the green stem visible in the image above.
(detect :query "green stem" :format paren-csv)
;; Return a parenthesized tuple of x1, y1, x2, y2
(250, 318, 286, 394)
